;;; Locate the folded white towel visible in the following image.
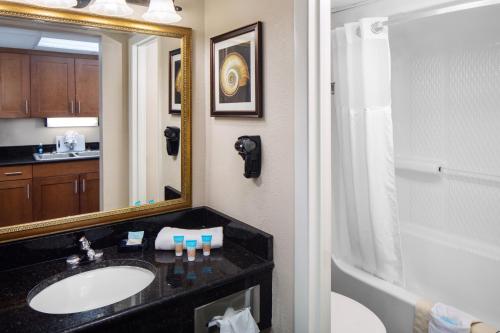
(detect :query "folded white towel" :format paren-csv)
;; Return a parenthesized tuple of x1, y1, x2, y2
(429, 303, 478, 333)
(154, 227, 223, 250)
(209, 308, 259, 333)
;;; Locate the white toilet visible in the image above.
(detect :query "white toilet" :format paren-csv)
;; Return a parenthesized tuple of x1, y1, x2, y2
(331, 292, 386, 333)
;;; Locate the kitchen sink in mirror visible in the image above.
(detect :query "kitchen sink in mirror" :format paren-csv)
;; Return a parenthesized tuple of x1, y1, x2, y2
(0, 4, 191, 242)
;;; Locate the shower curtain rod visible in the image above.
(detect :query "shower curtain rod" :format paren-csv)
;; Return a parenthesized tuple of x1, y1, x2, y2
(355, 0, 500, 33)
(378, 0, 500, 28)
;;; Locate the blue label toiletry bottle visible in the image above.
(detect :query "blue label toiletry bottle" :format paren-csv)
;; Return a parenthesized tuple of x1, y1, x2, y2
(37, 143, 43, 154)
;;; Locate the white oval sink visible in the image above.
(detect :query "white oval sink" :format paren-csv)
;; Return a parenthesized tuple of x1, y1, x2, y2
(29, 265, 155, 314)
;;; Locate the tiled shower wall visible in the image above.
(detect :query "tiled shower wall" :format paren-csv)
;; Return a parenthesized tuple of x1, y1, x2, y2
(392, 35, 500, 250)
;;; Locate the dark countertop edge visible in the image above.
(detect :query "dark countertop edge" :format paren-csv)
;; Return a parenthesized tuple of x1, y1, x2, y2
(69, 261, 274, 332)
(0, 156, 99, 167)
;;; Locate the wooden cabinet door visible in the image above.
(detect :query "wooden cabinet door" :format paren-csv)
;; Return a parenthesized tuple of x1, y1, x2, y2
(0, 179, 32, 227)
(30, 55, 75, 117)
(33, 175, 79, 221)
(79, 172, 99, 214)
(75, 58, 99, 117)
(0, 53, 30, 118)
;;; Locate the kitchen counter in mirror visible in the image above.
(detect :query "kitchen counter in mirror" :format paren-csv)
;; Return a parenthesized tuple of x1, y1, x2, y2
(0, 207, 274, 333)
(0, 143, 100, 167)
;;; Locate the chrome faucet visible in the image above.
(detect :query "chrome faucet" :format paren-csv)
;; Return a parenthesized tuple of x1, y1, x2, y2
(79, 236, 103, 261)
(66, 236, 103, 265)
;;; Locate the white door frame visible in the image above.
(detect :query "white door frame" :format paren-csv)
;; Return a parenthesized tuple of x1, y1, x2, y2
(294, 0, 332, 331)
(129, 35, 157, 205)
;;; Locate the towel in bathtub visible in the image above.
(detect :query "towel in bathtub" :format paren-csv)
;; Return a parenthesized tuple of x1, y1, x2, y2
(413, 301, 497, 333)
(429, 303, 477, 333)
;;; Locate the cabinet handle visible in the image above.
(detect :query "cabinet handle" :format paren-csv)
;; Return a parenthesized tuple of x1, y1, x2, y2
(74, 179, 78, 194)
(82, 179, 86, 193)
(25, 100, 29, 115)
(77, 101, 81, 114)
(4, 172, 22, 176)
(26, 183, 30, 200)
(70, 100, 75, 114)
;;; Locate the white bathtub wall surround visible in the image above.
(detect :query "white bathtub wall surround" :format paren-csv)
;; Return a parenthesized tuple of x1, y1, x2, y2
(332, 17, 403, 284)
(332, 2, 500, 333)
(391, 3, 500, 327)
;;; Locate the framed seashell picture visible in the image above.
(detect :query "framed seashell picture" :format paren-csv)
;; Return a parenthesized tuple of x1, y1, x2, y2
(210, 22, 263, 117)
(169, 48, 182, 114)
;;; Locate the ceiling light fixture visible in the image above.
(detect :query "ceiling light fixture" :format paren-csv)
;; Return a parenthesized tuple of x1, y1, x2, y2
(45, 117, 99, 128)
(143, 0, 182, 24)
(37, 37, 100, 53)
(27, 0, 77, 9)
(89, 0, 133, 17)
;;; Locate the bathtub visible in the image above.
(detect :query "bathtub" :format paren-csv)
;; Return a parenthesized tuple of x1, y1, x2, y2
(332, 224, 500, 333)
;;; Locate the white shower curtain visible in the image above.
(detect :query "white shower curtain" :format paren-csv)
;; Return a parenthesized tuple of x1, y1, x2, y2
(332, 17, 404, 285)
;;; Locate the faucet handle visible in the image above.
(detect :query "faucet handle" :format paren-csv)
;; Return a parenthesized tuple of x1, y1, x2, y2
(79, 236, 91, 250)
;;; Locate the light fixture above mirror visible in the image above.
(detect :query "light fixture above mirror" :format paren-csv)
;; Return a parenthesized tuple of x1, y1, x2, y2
(89, 0, 133, 17)
(143, 0, 181, 24)
(27, 0, 183, 22)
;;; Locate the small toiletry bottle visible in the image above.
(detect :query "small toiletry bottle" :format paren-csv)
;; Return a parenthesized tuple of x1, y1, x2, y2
(173, 235, 184, 257)
(186, 240, 197, 262)
(37, 143, 43, 154)
(202, 235, 212, 256)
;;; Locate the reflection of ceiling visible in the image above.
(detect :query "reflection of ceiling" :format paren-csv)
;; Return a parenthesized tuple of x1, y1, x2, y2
(0, 26, 100, 54)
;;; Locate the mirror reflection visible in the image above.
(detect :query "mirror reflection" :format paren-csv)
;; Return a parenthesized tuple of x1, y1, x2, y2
(0, 17, 183, 228)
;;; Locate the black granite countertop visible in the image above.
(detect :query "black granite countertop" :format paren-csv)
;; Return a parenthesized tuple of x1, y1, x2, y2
(0, 143, 100, 167)
(0, 239, 273, 333)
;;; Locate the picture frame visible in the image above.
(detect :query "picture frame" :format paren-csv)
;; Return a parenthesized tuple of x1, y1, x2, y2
(210, 22, 263, 117)
(169, 48, 182, 114)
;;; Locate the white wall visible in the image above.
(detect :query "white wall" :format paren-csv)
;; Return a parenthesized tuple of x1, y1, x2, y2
(203, 0, 295, 331)
(100, 32, 130, 211)
(0, 118, 99, 146)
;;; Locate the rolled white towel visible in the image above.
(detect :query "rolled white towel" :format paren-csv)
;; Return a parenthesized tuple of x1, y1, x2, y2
(154, 227, 223, 250)
(429, 303, 478, 333)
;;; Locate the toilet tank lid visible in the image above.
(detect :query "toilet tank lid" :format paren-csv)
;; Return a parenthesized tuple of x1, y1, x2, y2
(331, 292, 386, 333)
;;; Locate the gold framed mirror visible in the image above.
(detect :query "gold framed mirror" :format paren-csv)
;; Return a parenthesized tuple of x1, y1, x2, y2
(0, 1, 192, 243)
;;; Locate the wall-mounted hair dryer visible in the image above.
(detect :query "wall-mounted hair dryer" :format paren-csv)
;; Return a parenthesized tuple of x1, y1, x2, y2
(164, 126, 180, 156)
(234, 136, 261, 178)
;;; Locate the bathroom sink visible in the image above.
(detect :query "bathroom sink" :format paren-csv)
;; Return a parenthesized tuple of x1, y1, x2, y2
(28, 264, 155, 314)
(33, 152, 76, 160)
(74, 150, 100, 158)
(33, 150, 100, 161)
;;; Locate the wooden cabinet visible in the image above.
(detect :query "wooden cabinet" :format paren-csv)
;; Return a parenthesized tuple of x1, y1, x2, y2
(0, 179, 32, 227)
(30, 55, 75, 117)
(0, 49, 99, 119)
(33, 174, 79, 221)
(32, 160, 99, 221)
(0, 164, 32, 182)
(0, 160, 99, 225)
(79, 172, 100, 214)
(75, 59, 99, 117)
(0, 53, 30, 118)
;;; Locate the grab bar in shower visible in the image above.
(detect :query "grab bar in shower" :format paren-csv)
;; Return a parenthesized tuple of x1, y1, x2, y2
(395, 159, 500, 185)
(440, 167, 500, 185)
